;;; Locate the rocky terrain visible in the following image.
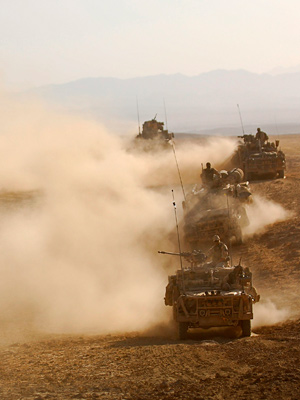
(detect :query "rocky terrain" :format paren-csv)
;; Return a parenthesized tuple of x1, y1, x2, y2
(0, 134, 299, 400)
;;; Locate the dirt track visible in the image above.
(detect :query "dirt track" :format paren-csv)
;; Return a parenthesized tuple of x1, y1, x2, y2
(1, 135, 300, 400)
(1, 320, 300, 400)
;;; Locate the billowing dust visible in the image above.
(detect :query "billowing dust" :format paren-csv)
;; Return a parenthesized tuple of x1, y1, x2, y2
(0, 92, 237, 335)
(253, 299, 290, 328)
(130, 138, 237, 188)
(0, 92, 293, 337)
(243, 195, 290, 238)
(242, 197, 292, 327)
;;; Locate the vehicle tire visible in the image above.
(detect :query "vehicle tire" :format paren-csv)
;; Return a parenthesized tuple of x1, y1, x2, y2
(241, 320, 251, 337)
(229, 168, 244, 183)
(278, 170, 284, 179)
(178, 322, 188, 340)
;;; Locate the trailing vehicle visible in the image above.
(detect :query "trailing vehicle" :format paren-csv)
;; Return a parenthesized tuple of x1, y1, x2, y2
(162, 252, 260, 339)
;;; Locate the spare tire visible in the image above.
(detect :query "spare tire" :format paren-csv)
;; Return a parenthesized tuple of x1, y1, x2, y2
(229, 168, 244, 183)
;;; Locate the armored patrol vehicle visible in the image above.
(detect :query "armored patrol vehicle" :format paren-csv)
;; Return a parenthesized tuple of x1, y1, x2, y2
(161, 252, 260, 339)
(232, 134, 286, 180)
(135, 116, 174, 149)
(182, 168, 251, 248)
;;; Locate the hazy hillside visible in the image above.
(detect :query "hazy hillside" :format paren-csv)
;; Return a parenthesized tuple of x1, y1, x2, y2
(26, 70, 300, 136)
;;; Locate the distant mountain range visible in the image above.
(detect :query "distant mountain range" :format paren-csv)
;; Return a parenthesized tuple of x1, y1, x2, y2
(25, 70, 300, 136)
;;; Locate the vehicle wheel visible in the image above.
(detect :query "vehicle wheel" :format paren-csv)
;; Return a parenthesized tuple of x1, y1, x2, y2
(178, 322, 188, 340)
(241, 320, 251, 337)
(278, 170, 284, 179)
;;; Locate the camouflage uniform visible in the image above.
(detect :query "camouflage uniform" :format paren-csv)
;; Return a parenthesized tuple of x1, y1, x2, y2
(255, 128, 269, 146)
(208, 235, 229, 266)
(201, 163, 220, 186)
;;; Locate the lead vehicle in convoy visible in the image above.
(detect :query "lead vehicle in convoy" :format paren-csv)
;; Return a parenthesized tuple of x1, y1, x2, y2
(135, 116, 174, 149)
(163, 254, 260, 339)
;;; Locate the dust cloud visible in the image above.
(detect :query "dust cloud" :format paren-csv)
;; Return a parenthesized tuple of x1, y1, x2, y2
(127, 137, 237, 188)
(243, 195, 290, 238)
(0, 91, 236, 336)
(253, 299, 290, 328)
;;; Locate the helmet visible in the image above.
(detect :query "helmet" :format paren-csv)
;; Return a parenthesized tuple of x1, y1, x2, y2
(206, 162, 211, 168)
(213, 235, 220, 242)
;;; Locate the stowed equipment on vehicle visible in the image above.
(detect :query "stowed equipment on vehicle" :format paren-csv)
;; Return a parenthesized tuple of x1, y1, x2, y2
(160, 249, 260, 339)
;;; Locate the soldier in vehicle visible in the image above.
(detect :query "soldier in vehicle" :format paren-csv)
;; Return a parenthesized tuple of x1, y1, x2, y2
(201, 162, 221, 187)
(207, 235, 229, 267)
(255, 127, 269, 147)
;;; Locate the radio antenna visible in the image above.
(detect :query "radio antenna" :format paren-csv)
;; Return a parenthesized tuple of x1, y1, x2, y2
(172, 190, 184, 274)
(237, 104, 245, 135)
(163, 99, 186, 201)
(172, 141, 186, 202)
(226, 194, 233, 267)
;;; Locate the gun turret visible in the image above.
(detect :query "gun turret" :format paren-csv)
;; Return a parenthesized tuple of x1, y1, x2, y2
(237, 134, 255, 143)
(238, 134, 251, 139)
(158, 250, 207, 265)
(158, 250, 189, 257)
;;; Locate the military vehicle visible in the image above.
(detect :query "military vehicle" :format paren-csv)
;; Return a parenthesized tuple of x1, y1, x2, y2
(182, 168, 251, 248)
(135, 116, 174, 148)
(232, 134, 286, 180)
(161, 252, 260, 339)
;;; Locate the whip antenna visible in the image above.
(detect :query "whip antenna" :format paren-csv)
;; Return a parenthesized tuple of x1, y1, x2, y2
(237, 104, 245, 135)
(226, 194, 233, 267)
(172, 141, 186, 202)
(172, 190, 184, 274)
(136, 96, 141, 135)
(164, 98, 186, 201)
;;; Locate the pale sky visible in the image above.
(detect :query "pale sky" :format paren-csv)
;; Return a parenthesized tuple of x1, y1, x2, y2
(1, 0, 300, 89)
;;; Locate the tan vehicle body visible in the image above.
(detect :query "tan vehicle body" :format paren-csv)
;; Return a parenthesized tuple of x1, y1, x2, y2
(233, 135, 286, 180)
(184, 207, 244, 248)
(183, 177, 251, 248)
(135, 118, 174, 144)
(165, 264, 260, 339)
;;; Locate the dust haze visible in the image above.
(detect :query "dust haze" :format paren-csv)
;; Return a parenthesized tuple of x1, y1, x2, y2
(125, 136, 237, 188)
(253, 299, 290, 329)
(0, 92, 237, 336)
(243, 195, 290, 238)
(242, 197, 292, 327)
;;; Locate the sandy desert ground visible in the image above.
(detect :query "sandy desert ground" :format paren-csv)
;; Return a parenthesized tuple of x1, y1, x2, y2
(0, 134, 299, 400)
